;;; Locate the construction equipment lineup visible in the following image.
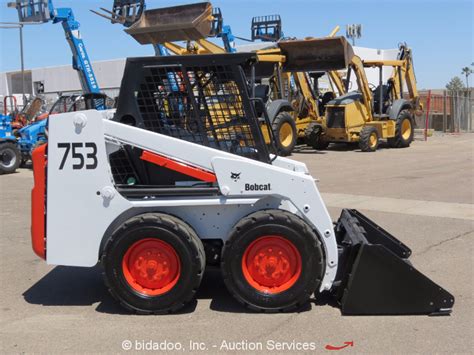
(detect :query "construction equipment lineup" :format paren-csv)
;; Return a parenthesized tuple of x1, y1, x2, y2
(2, 1, 454, 316)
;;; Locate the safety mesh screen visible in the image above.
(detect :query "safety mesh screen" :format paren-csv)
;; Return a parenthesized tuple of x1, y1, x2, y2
(135, 64, 264, 161)
(109, 148, 139, 185)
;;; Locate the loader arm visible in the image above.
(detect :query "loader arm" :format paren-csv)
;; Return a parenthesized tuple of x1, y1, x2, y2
(350, 55, 374, 122)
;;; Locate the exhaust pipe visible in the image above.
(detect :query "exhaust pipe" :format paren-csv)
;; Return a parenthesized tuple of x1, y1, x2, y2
(333, 209, 455, 315)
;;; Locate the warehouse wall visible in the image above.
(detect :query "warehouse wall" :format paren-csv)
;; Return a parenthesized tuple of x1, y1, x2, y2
(30, 58, 126, 95)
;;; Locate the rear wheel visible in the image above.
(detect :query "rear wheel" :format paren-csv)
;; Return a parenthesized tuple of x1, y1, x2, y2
(388, 110, 414, 148)
(359, 126, 379, 152)
(0, 142, 21, 175)
(221, 210, 325, 312)
(272, 112, 297, 156)
(102, 213, 205, 314)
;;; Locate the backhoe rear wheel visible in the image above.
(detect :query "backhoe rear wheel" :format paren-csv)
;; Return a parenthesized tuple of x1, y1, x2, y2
(0, 142, 21, 175)
(221, 210, 325, 312)
(359, 126, 379, 152)
(272, 112, 297, 156)
(388, 110, 414, 148)
(102, 213, 205, 314)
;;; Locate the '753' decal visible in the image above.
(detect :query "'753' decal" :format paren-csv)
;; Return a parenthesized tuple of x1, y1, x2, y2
(57, 142, 98, 170)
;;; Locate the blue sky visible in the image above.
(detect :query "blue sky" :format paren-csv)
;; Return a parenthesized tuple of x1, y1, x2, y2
(0, 0, 472, 89)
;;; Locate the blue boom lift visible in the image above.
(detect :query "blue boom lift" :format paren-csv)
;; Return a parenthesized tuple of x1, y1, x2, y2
(4, 0, 109, 172)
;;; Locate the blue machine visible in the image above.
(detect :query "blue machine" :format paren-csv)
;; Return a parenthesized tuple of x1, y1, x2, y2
(7, 0, 108, 166)
(12, 0, 103, 100)
(0, 113, 21, 174)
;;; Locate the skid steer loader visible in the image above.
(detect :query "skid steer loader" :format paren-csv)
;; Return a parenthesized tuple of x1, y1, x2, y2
(31, 51, 454, 315)
(310, 40, 422, 152)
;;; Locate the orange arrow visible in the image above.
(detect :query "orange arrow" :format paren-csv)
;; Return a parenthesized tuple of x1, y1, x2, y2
(325, 341, 354, 351)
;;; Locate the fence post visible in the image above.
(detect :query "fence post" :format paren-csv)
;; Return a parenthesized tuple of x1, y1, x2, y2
(467, 88, 472, 132)
(424, 90, 431, 141)
(443, 90, 447, 132)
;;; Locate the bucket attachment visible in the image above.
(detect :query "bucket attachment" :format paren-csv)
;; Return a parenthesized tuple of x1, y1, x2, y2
(278, 36, 354, 72)
(251, 15, 282, 42)
(125, 2, 213, 45)
(333, 209, 455, 315)
(10, 0, 50, 23)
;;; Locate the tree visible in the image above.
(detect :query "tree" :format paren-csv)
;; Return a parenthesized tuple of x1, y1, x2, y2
(461, 67, 472, 89)
(446, 76, 465, 93)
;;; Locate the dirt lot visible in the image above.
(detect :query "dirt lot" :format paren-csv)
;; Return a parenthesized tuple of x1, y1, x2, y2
(1, 134, 473, 354)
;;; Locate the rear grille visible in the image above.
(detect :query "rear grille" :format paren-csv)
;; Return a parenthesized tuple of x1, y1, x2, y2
(326, 107, 345, 128)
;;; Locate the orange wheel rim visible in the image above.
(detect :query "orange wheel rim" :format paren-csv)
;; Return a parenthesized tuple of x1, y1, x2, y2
(242, 236, 302, 294)
(122, 238, 181, 296)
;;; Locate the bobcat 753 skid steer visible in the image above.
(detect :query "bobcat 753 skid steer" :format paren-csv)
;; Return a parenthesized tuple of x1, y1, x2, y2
(31, 49, 454, 315)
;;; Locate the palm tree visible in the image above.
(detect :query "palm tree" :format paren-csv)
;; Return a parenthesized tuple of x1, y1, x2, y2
(461, 67, 472, 89)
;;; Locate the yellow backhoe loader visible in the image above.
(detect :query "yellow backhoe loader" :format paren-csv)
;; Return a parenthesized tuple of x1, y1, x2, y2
(313, 42, 422, 152)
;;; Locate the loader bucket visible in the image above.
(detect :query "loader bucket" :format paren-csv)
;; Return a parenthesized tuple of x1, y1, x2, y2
(124, 2, 213, 44)
(333, 209, 455, 315)
(278, 36, 354, 72)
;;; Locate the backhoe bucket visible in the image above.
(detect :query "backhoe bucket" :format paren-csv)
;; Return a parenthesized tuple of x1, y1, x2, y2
(333, 209, 455, 315)
(125, 2, 213, 44)
(278, 36, 354, 72)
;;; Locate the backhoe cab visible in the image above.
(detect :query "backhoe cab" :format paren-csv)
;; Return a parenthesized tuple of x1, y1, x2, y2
(319, 41, 422, 152)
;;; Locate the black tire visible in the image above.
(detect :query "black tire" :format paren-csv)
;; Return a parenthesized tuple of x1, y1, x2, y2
(102, 213, 205, 314)
(304, 122, 330, 150)
(359, 126, 379, 152)
(388, 110, 414, 148)
(272, 111, 297, 156)
(0, 142, 21, 175)
(221, 210, 325, 312)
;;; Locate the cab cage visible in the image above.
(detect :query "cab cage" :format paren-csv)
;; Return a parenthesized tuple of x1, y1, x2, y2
(114, 53, 270, 163)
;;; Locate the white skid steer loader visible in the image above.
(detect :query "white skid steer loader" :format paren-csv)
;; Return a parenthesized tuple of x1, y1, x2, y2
(31, 52, 454, 315)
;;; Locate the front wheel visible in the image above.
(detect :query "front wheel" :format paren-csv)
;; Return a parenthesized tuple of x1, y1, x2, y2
(221, 210, 325, 312)
(0, 142, 21, 175)
(102, 213, 205, 314)
(388, 110, 414, 148)
(272, 112, 297, 156)
(359, 126, 379, 152)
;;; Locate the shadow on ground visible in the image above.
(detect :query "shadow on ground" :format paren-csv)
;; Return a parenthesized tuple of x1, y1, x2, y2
(22, 266, 333, 315)
(293, 141, 390, 154)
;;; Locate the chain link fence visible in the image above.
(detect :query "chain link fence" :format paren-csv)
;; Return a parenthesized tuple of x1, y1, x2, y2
(415, 90, 473, 133)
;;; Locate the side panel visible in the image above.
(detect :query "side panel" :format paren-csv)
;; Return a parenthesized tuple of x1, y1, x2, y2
(46, 110, 131, 266)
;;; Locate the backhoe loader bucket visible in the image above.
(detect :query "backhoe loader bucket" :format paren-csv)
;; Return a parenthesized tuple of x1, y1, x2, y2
(333, 209, 455, 315)
(278, 36, 354, 72)
(125, 2, 213, 44)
